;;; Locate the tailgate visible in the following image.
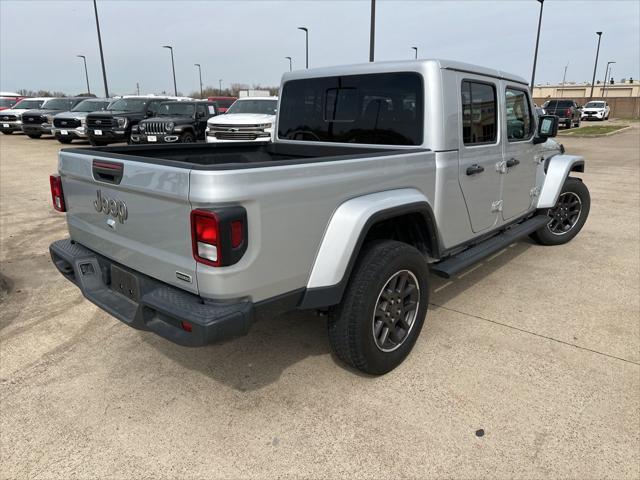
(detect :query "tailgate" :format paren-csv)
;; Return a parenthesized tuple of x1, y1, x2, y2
(59, 150, 197, 294)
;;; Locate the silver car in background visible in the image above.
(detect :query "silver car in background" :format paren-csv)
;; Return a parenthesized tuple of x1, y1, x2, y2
(52, 98, 112, 144)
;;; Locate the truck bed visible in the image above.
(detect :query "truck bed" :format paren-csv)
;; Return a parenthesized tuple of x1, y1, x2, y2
(62, 142, 419, 170)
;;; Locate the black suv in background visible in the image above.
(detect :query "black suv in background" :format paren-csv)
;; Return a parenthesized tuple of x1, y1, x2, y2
(21, 97, 87, 138)
(130, 101, 219, 144)
(542, 99, 581, 129)
(86, 96, 169, 145)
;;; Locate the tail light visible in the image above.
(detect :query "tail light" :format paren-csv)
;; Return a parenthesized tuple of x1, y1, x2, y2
(191, 207, 247, 267)
(49, 174, 66, 212)
(566, 108, 572, 117)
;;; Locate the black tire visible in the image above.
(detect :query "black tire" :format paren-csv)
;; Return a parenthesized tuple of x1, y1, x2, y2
(180, 131, 195, 143)
(1, 130, 13, 135)
(328, 240, 429, 375)
(530, 177, 590, 246)
(57, 137, 73, 144)
(27, 133, 41, 139)
(574, 118, 581, 128)
(565, 120, 571, 129)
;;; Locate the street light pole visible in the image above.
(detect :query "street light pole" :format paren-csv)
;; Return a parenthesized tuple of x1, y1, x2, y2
(560, 61, 568, 97)
(589, 32, 603, 100)
(92, 0, 109, 97)
(602, 61, 616, 98)
(285, 56, 292, 72)
(530, 0, 544, 90)
(298, 27, 308, 68)
(194, 64, 203, 98)
(411, 47, 418, 59)
(76, 55, 91, 95)
(219, 79, 223, 95)
(369, 0, 376, 62)
(163, 45, 177, 96)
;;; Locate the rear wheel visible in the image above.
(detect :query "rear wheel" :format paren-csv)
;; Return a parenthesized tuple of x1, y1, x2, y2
(180, 131, 195, 143)
(328, 240, 429, 375)
(27, 133, 41, 139)
(565, 120, 572, 129)
(530, 178, 590, 246)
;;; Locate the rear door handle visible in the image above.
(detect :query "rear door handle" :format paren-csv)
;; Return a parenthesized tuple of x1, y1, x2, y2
(506, 158, 520, 168)
(466, 164, 485, 176)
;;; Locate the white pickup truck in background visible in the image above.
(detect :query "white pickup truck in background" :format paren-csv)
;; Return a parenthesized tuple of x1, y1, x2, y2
(205, 96, 278, 143)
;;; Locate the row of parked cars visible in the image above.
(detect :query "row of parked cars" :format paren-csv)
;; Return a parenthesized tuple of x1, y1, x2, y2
(539, 99, 611, 129)
(0, 95, 279, 145)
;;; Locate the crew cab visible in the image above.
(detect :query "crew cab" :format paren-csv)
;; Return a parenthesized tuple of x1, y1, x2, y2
(542, 99, 581, 129)
(580, 100, 610, 121)
(52, 98, 112, 144)
(86, 96, 170, 146)
(21, 97, 87, 138)
(130, 100, 218, 144)
(0, 97, 48, 134)
(49, 60, 589, 375)
(206, 96, 277, 143)
(206, 96, 237, 113)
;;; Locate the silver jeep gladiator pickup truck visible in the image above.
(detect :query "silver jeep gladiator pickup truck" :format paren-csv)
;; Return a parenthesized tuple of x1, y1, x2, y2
(49, 60, 589, 374)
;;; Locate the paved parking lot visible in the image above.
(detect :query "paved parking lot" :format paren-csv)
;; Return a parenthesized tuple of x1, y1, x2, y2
(1, 128, 638, 479)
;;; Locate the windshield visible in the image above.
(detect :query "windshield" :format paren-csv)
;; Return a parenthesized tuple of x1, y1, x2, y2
(0, 98, 18, 108)
(72, 99, 110, 112)
(12, 99, 44, 110)
(545, 100, 573, 108)
(209, 98, 236, 108)
(227, 99, 277, 115)
(584, 101, 605, 108)
(41, 98, 77, 110)
(157, 102, 195, 116)
(108, 98, 148, 112)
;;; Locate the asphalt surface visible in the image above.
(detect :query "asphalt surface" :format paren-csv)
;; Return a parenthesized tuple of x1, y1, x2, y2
(1, 127, 639, 479)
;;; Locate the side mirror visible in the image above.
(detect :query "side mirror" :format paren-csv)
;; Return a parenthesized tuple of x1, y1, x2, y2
(146, 110, 154, 117)
(534, 115, 558, 144)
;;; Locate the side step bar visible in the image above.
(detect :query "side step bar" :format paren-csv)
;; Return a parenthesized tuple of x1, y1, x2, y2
(430, 215, 549, 278)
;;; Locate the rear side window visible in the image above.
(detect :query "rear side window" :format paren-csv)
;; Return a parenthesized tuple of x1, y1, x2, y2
(278, 72, 423, 145)
(505, 88, 534, 141)
(461, 81, 497, 145)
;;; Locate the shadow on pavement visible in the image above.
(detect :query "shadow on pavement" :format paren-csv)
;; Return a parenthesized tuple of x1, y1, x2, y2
(146, 239, 534, 391)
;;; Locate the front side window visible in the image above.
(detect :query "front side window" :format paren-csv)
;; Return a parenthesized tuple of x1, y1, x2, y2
(278, 72, 423, 145)
(461, 81, 497, 145)
(505, 88, 533, 141)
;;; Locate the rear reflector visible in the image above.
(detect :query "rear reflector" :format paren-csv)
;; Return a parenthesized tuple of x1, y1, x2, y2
(49, 174, 66, 212)
(180, 321, 193, 332)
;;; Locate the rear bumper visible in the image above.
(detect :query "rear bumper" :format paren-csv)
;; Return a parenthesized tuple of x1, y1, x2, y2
(49, 238, 254, 347)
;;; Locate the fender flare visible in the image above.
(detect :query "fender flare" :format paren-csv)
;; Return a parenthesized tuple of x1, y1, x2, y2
(299, 188, 438, 310)
(537, 154, 585, 209)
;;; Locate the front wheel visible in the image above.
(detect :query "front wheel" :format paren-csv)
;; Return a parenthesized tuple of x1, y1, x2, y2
(1, 130, 13, 135)
(180, 132, 195, 143)
(530, 178, 590, 246)
(328, 240, 429, 375)
(57, 137, 73, 144)
(27, 133, 41, 139)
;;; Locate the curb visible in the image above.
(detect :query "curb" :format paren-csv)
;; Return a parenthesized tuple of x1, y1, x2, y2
(559, 125, 632, 138)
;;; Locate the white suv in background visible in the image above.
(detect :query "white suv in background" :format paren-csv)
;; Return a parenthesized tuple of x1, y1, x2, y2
(206, 96, 278, 143)
(581, 101, 610, 121)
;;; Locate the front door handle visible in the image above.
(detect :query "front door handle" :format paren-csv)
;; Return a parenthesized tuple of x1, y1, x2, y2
(506, 158, 520, 168)
(466, 164, 485, 176)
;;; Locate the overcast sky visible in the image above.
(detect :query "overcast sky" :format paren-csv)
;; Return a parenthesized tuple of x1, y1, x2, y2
(1, 0, 638, 96)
